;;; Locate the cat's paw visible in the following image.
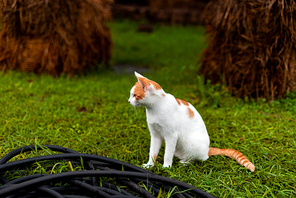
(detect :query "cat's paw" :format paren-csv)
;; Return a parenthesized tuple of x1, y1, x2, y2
(142, 163, 154, 168)
(162, 164, 172, 168)
(179, 160, 191, 166)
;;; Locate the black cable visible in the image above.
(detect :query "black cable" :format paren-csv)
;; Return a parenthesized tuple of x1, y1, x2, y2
(130, 178, 163, 197)
(0, 153, 151, 174)
(0, 145, 79, 165)
(37, 186, 65, 198)
(117, 177, 155, 198)
(70, 179, 112, 198)
(0, 144, 215, 198)
(0, 170, 215, 197)
(100, 181, 134, 196)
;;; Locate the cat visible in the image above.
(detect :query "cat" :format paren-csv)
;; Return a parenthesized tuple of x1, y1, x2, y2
(128, 72, 255, 172)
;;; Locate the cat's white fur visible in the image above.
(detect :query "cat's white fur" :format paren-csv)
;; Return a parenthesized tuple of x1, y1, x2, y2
(128, 72, 210, 167)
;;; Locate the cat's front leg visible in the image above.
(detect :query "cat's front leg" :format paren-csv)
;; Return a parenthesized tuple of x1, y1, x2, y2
(143, 133, 163, 168)
(163, 137, 177, 168)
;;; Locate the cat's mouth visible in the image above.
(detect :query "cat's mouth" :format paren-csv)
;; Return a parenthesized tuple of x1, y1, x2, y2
(130, 103, 139, 107)
(129, 100, 140, 107)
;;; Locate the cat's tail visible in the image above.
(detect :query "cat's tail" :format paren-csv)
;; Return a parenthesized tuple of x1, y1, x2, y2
(208, 147, 255, 172)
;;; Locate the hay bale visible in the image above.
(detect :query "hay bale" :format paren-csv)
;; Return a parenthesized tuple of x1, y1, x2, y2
(0, 0, 112, 75)
(200, 0, 296, 100)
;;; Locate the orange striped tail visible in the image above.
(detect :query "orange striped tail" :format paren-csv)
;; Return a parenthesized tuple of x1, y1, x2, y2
(208, 147, 255, 172)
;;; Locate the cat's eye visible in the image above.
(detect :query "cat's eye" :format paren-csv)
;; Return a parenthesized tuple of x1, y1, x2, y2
(133, 94, 137, 97)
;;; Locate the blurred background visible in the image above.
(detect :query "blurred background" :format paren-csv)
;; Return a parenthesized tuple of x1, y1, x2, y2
(0, 0, 295, 100)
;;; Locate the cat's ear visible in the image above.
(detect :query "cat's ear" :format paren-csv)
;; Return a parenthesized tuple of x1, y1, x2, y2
(135, 71, 162, 92)
(135, 71, 145, 79)
(135, 71, 149, 90)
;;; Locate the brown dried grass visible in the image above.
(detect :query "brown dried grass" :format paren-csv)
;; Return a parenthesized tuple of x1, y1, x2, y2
(0, 0, 112, 76)
(200, 0, 296, 100)
(148, 0, 194, 9)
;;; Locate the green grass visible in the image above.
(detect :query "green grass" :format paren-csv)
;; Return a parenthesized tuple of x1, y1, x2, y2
(0, 19, 295, 197)
(111, 20, 205, 68)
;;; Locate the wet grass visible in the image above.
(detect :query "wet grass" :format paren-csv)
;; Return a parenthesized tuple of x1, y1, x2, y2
(0, 20, 295, 197)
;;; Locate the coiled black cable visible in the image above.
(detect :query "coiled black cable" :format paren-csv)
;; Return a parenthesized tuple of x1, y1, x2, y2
(0, 145, 215, 198)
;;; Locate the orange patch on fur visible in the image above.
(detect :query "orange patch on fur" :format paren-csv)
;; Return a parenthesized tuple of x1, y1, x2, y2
(153, 154, 157, 162)
(150, 81, 162, 90)
(176, 99, 189, 106)
(138, 77, 162, 90)
(162, 94, 165, 97)
(133, 82, 146, 100)
(187, 107, 194, 118)
(208, 147, 255, 172)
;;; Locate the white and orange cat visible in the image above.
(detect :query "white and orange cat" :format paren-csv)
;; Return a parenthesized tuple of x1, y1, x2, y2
(128, 72, 255, 172)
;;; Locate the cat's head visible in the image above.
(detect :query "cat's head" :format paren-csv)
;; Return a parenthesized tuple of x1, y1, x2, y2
(128, 72, 165, 107)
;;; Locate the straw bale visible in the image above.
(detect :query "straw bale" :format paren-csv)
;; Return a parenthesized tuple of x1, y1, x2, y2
(200, 0, 296, 100)
(0, 0, 112, 75)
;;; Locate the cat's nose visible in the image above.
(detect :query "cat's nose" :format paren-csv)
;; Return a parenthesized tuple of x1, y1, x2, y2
(128, 100, 130, 103)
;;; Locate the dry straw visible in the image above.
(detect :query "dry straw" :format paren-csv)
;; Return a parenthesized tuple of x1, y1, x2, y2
(200, 0, 296, 100)
(0, 0, 112, 76)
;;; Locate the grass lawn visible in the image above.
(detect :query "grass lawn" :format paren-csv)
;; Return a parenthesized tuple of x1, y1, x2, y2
(0, 20, 295, 197)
